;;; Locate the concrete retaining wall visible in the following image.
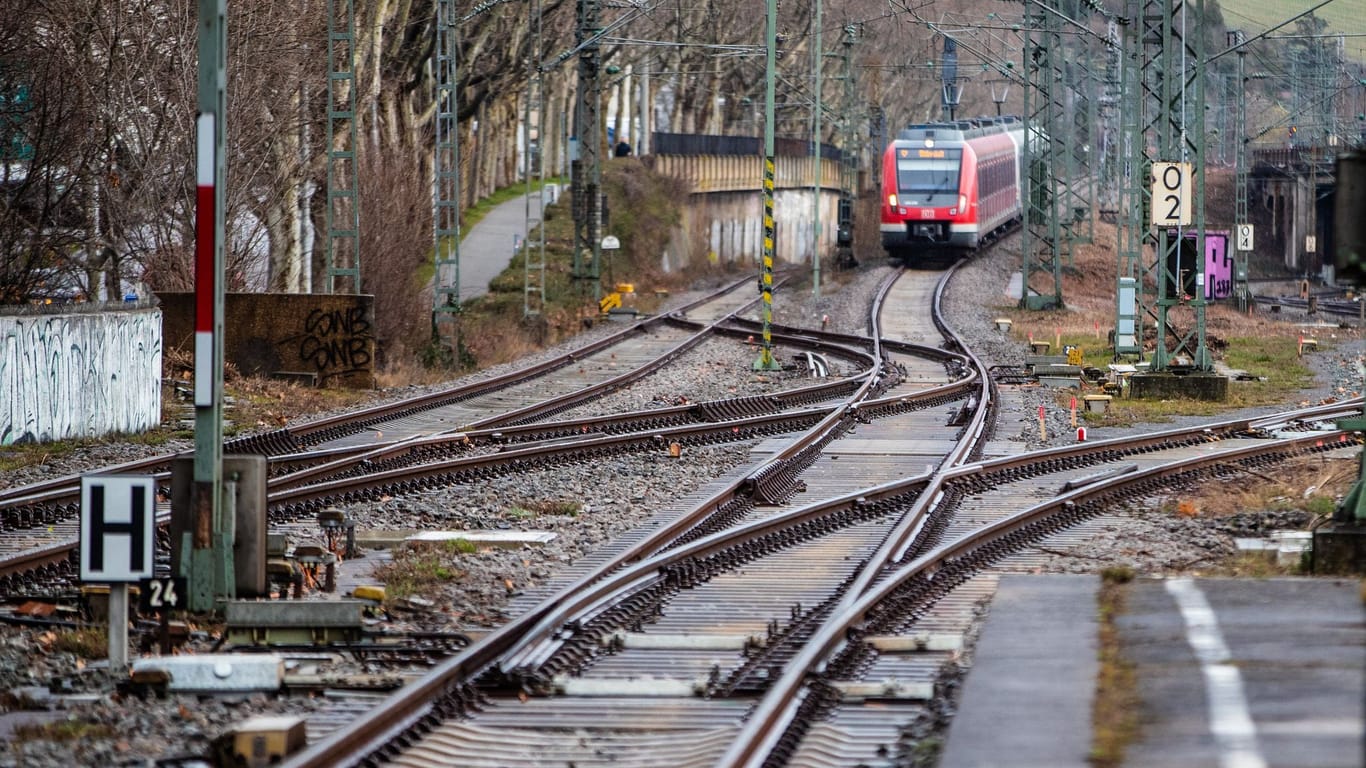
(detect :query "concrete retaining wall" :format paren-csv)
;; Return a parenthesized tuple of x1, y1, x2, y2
(0, 307, 163, 445)
(158, 293, 375, 389)
(651, 154, 844, 267)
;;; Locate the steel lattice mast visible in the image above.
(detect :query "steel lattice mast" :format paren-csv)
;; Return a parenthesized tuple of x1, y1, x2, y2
(1115, 4, 1146, 358)
(1231, 29, 1251, 311)
(571, 0, 603, 303)
(523, 0, 548, 319)
(433, 0, 461, 353)
(325, 0, 360, 294)
(1020, 4, 1064, 310)
(1144, 0, 1210, 371)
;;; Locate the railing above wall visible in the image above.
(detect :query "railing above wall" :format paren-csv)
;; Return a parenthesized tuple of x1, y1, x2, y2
(1251, 146, 1338, 176)
(651, 132, 845, 161)
(646, 133, 847, 194)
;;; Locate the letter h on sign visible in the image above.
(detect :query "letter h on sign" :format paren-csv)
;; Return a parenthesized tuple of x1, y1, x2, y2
(80, 476, 156, 582)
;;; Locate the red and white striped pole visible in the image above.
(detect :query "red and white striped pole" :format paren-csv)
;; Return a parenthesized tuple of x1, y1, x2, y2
(194, 112, 216, 408)
(185, 0, 228, 613)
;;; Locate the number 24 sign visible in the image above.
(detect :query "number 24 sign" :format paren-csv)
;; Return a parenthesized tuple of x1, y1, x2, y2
(138, 576, 186, 612)
(1151, 162, 1192, 228)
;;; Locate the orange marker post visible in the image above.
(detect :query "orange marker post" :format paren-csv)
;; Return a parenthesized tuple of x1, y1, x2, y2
(1038, 404, 1046, 441)
(1055, 327, 1061, 351)
(1070, 396, 1077, 428)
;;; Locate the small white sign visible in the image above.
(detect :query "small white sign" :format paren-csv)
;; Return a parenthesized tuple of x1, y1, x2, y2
(1151, 162, 1193, 227)
(80, 475, 156, 582)
(1306, 235, 1316, 254)
(601, 235, 621, 250)
(1236, 223, 1254, 251)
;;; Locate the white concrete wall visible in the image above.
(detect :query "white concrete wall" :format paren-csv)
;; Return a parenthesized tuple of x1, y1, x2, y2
(1, 307, 162, 445)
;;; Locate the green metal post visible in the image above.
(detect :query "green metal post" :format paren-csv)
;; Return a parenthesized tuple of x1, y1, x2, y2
(185, 0, 229, 613)
(1115, 2, 1146, 359)
(837, 24, 859, 266)
(571, 0, 603, 303)
(523, 0, 547, 319)
(433, 0, 461, 353)
(811, 0, 821, 299)
(325, 0, 360, 294)
(1334, 152, 1366, 524)
(1020, 5, 1064, 311)
(1146, 0, 1210, 372)
(1232, 31, 1251, 311)
(755, 0, 780, 371)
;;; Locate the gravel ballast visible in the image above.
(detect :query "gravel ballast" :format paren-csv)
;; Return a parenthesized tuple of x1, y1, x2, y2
(0, 245, 1361, 767)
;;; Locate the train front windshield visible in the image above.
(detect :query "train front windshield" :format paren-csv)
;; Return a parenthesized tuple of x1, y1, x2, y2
(895, 148, 962, 205)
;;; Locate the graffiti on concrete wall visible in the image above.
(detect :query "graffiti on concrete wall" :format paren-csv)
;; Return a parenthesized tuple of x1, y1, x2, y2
(283, 306, 373, 380)
(0, 309, 162, 445)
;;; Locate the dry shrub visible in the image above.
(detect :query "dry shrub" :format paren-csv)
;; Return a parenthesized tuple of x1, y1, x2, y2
(458, 312, 558, 369)
(1187, 458, 1356, 519)
(603, 158, 697, 289)
(359, 142, 434, 375)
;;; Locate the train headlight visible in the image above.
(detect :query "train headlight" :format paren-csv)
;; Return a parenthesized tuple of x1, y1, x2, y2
(924, 139, 935, 149)
(887, 193, 898, 208)
(959, 194, 967, 212)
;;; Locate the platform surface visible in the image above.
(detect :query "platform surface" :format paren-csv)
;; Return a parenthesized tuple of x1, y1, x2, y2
(940, 574, 1364, 768)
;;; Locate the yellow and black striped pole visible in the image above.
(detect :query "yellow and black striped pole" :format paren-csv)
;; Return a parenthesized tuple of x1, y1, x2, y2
(755, 0, 781, 371)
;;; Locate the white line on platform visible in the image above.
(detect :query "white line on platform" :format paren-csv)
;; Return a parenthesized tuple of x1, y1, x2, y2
(1165, 577, 1268, 768)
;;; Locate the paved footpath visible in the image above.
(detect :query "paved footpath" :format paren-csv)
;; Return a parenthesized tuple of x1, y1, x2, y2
(456, 186, 559, 304)
(940, 574, 1364, 768)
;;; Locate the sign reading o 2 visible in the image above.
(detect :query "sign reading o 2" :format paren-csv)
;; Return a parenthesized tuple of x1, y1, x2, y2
(1151, 162, 1192, 228)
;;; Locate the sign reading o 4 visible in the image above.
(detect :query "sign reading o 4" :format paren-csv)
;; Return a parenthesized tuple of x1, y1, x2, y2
(1151, 162, 1193, 228)
(80, 475, 156, 583)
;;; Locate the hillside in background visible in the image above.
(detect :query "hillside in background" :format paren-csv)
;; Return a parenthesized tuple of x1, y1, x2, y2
(1219, 0, 1366, 58)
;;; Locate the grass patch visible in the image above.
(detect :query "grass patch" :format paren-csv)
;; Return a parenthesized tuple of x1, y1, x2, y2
(1185, 456, 1353, 521)
(13, 718, 115, 743)
(371, 539, 474, 602)
(1220, 0, 1360, 43)
(1220, 551, 1301, 578)
(1091, 568, 1140, 768)
(1034, 329, 1319, 428)
(51, 627, 107, 659)
(226, 378, 374, 429)
(0, 438, 154, 481)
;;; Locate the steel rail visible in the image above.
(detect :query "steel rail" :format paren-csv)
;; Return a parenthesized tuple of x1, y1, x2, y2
(720, 423, 1358, 768)
(275, 274, 771, 446)
(0, 321, 871, 516)
(280, 270, 924, 768)
(0, 328, 960, 595)
(456, 319, 879, 431)
(0, 276, 814, 519)
(0, 275, 766, 509)
(276, 393, 1357, 767)
(281, 256, 1359, 766)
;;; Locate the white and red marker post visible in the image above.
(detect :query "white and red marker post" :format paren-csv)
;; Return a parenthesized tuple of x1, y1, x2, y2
(183, 0, 231, 613)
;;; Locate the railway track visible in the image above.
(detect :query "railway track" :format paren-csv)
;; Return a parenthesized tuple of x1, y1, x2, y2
(0, 275, 899, 588)
(0, 276, 764, 505)
(1, 253, 1355, 766)
(275, 257, 1363, 766)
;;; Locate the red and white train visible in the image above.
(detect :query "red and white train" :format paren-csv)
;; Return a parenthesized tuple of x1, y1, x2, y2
(879, 116, 1026, 263)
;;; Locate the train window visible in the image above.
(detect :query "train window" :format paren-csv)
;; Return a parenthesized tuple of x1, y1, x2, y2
(896, 148, 962, 199)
